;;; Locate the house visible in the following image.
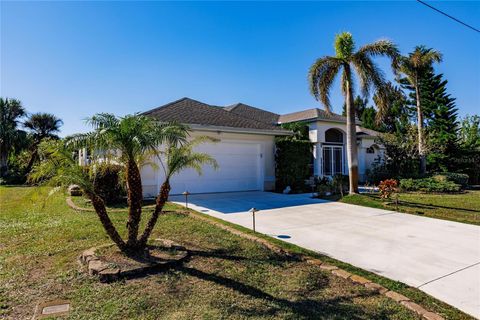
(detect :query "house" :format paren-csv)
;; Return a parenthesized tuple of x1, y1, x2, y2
(278, 108, 385, 182)
(140, 97, 384, 196)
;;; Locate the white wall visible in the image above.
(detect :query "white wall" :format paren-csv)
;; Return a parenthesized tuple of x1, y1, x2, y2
(308, 120, 384, 181)
(140, 130, 277, 197)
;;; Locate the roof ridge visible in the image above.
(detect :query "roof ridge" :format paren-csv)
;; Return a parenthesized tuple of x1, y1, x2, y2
(214, 103, 281, 129)
(142, 97, 191, 115)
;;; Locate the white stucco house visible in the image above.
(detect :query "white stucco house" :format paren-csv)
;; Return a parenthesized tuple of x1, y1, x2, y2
(278, 108, 385, 181)
(132, 97, 384, 197)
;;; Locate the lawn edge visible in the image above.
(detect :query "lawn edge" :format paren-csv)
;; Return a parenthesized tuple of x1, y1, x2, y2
(339, 193, 480, 226)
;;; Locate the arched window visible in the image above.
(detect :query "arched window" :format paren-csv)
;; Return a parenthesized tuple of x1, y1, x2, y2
(325, 128, 343, 143)
(366, 146, 375, 154)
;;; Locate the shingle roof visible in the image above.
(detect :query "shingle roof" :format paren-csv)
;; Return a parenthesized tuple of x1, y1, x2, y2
(224, 103, 280, 124)
(278, 108, 347, 124)
(143, 98, 286, 132)
(356, 125, 382, 137)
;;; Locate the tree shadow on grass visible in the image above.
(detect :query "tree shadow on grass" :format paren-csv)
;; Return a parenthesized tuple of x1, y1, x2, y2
(362, 194, 480, 213)
(397, 200, 480, 213)
(169, 264, 394, 319)
(186, 248, 303, 265)
(120, 247, 401, 319)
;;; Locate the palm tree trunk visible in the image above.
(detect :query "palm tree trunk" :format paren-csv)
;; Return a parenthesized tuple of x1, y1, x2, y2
(25, 149, 38, 174)
(0, 150, 8, 177)
(345, 72, 359, 194)
(137, 180, 170, 249)
(125, 159, 143, 249)
(87, 192, 126, 251)
(415, 84, 427, 176)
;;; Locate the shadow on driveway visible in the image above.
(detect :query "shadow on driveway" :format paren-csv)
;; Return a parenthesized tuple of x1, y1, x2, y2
(170, 191, 328, 214)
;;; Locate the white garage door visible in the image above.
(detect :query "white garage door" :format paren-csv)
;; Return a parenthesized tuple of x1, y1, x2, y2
(167, 141, 263, 194)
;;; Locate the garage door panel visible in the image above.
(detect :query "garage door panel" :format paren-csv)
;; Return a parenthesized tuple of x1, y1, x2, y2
(168, 141, 262, 194)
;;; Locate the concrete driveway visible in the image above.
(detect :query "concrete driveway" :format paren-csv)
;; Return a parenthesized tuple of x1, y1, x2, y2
(170, 191, 480, 318)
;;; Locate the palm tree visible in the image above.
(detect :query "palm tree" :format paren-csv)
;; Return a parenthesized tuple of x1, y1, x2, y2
(65, 113, 187, 251)
(138, 136, 218, 248)
(29, 139, 127, 250)
(308, 32, 399, 193)
(397, 46, 442, 175)
(0, 98, 26, 177)
(24, 113, 63, 173)
(30, 115, 218, 254)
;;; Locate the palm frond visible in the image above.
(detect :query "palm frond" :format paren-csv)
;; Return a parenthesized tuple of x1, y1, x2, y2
(357, 39, 400, 70)
(165, 137, 219, 179)
(308, 56, 343, 112)
(28, 139, 95, 194)
(351, 53, 386, 98)
(86, 113, 119, 129)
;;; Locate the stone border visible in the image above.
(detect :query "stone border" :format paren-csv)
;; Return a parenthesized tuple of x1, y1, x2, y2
(186, 210, 445, 320)
(79, 239, 189, 282)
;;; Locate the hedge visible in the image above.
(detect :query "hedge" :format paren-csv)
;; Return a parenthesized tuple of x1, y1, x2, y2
(399, 177, 461, 193)
(87, 163, 125, 204)
(432, 172, 469, 187)
(275, 139, 312, 192)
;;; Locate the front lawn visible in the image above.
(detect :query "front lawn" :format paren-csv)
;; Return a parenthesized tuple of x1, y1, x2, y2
(340, 190, 480, 225)
(0, 186, 418, 319)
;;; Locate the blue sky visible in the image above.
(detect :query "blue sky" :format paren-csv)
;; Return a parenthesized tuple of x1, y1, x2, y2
(1, 1, 479, 136)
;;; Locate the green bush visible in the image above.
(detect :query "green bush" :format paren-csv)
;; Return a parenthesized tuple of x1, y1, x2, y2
(433, 172, 469, 187)
(87, 163, 125, 204)
(275, 139, 312, 192)
(400, 178, 461, 193)
(332, 174, 349, 196)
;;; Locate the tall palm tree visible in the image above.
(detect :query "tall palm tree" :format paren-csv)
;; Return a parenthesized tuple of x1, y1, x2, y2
(0, 98, 26, 177)
(24, 113, 63, 173)
(65, 113, 187, 251)
(138, 136, 218, 248)
(308, 32, 399, 193)
(397, 46, 442, 175)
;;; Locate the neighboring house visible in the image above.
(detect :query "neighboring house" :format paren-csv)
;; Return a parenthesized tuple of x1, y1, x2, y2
(137, 97, 384, 196)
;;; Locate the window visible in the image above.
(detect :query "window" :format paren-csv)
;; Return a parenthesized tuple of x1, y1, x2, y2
(366, 146, 375, 154)
(325, 129, 343, 143)
(323, 146, 343, 176)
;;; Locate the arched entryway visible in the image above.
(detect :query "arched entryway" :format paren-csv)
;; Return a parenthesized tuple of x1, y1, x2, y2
(322, 128, 345, 176)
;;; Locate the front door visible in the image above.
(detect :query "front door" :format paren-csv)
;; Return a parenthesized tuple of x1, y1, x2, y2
(323, 145, 343, 176)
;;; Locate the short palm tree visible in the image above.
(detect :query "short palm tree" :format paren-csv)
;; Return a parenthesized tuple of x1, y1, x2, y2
(397, 46, 442, 175)
(29, 139, 127, 249)
(309, 32, 399, 193)
(65, 113, 188, 252)
(138, 136, 218, 248)
(24, 112, 63, 173)
(0, 98, 26, 177)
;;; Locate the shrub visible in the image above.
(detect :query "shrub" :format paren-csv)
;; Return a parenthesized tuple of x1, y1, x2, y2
(87, 163, 125, 204)
(313, 176, 330, 195)
(332, 174, 349, 196)
(378, 179, 398, 199)
(275, 139, 312, 192)
(433, 172, 469, 187)
(400, 178, 461, 193)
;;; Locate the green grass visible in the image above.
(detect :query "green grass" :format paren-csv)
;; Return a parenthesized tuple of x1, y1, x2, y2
(0, 186, 473, 319)
(339, 191, 480, 225)
(0, 186, 421, 320)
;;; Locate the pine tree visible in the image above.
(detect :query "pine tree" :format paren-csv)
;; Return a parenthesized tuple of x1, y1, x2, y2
(405, 69, 459, 172)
